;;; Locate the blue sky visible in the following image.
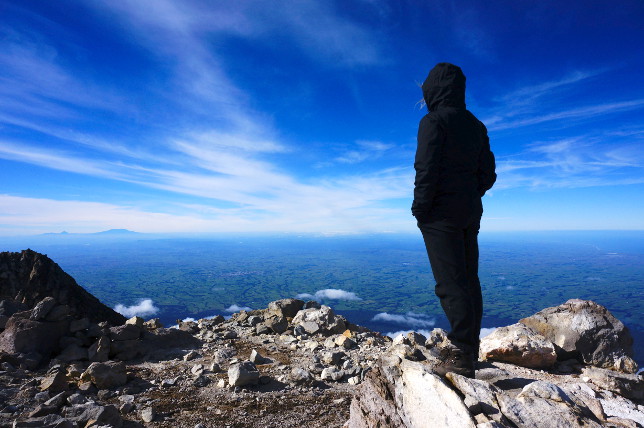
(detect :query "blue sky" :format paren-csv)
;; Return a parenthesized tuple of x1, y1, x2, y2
(1, 0, 643, 235)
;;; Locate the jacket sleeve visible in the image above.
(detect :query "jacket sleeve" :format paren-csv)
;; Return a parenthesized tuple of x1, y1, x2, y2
(477, 122, 496, 196)
(412, 115, 443, 217)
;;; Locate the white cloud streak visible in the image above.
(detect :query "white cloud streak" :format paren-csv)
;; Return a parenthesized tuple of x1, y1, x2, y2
(372, 311, 436, 328)
(225, 304, 252, 313)
(296, 289, 361, 301)
(114, 299, 160, 318)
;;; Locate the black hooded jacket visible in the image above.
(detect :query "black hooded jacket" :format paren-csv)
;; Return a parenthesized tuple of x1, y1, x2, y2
(412, 63, 496, 227)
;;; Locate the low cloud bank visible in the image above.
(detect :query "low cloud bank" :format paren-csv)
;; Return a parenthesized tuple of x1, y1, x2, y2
(372, 311, 436, 328)
(114, 298, 159, 318)
(225, 304, 252, 313)
(296, 288, 361, 301)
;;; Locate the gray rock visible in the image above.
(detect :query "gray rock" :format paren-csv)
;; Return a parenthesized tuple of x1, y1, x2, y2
(144, 318, 163, 329)
(125, 316, 144, 328)
(13, 414, 75, 428)
(183, 350, 201, 361)
(267, 299, 305, 318)
(222, 330, 237, 339)
(213, 347, 237, 364)
(321, 351, 345, 366)
(228, 361, 259, 386)
(109, 338, 143, 360)
(290, 367, 314, 385)
(69, 318, 90, 333)
(28, 404, 59, 418)
(249, 349, 269, 364)
(348, 357, 476, 428)
(57, 343, 87, 362)
(446, 372, 503, 420)
(479, 323, 557, 369)
(0, 317, 68, 357)
(109, 324, 141, 341)
(335, 335, 357, 349)
(44, 391, 67, 407)
(292, 305, 346, 336)
(599, 394, 644, 427)
(496, 390, 602, 428)
(66, 393, 87, 405)
(39, 369, 69, 393)
(247, 315, 262, 327)
(80, 361, 127, 389)
(45, 305, 70, 321)
(264, 315, 288, 334)
(63, 403, 123, 428)
(520, 299, 638, 373)
(88, 336, 110, 362)
(140, 407, 156, 423)
(30, 297, 57, 320)
(299, 321, 322, 335)
(581, 366, 643, 400)
(255, 323, 271, 335)
(34, 391, 50, 402)
(321, 367, 344, 382)
(405, 331, 427, 347)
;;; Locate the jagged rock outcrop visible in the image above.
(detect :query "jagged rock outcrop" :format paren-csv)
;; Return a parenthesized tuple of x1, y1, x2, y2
(0, 249, 125, 324)
(347, 298, 643, 428)
(0, 250, 199, 369)
(520, 299, 638, 373)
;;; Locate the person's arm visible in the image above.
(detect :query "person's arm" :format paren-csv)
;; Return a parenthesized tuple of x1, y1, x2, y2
(477, 122, 496, 196)
(412, 115, 443, 222)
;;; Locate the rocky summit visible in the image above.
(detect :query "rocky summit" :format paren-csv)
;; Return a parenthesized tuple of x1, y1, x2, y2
(0, 250, 642, 427)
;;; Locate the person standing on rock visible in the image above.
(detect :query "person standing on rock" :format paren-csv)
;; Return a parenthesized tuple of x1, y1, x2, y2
(412, 62, 496, 377)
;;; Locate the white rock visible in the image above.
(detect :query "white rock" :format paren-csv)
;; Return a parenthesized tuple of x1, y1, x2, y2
(479, 323, 557, 369)
(600, 394, 644, 426)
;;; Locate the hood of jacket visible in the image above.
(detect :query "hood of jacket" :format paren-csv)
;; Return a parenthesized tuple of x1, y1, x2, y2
(422, 62, 466, 111)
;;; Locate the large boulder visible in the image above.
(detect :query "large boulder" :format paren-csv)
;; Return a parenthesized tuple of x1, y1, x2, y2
(80, 361, 127, 389)
(0, 316, 68, 356)
(520, 299, 638, 373)
(292, 305, 346, 336)
(0, 250, 125, 325)
(479, 323, 557, 369)
(347, 355, 476, 428)
(267, 298, 305, 319)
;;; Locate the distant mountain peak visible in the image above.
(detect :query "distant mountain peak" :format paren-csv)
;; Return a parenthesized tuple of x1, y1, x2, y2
(94, 229, 138, 235)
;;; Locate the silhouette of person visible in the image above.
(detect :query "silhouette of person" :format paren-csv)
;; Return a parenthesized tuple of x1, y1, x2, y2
(412, 62, 496, 377)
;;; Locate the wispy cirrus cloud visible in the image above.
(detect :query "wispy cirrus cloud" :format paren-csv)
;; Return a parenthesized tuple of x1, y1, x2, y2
(335, 140, 395, 164)
(482, 69, 644, 132)
(495, 134, 644, 189)
(488, 99, 644, 132)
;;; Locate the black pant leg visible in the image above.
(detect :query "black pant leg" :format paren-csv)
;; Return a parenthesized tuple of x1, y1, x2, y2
(463, 220, 482, 352)
(419, 219, 481, 354)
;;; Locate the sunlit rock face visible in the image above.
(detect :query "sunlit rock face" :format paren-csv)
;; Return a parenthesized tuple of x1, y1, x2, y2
(520, 299, 638, 373)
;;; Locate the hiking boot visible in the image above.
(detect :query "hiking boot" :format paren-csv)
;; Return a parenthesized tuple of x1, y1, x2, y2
(429, 344, 475, 378)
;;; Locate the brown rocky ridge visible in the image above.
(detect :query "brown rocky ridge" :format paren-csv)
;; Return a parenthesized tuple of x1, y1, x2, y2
(0, 249, 642, 427)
